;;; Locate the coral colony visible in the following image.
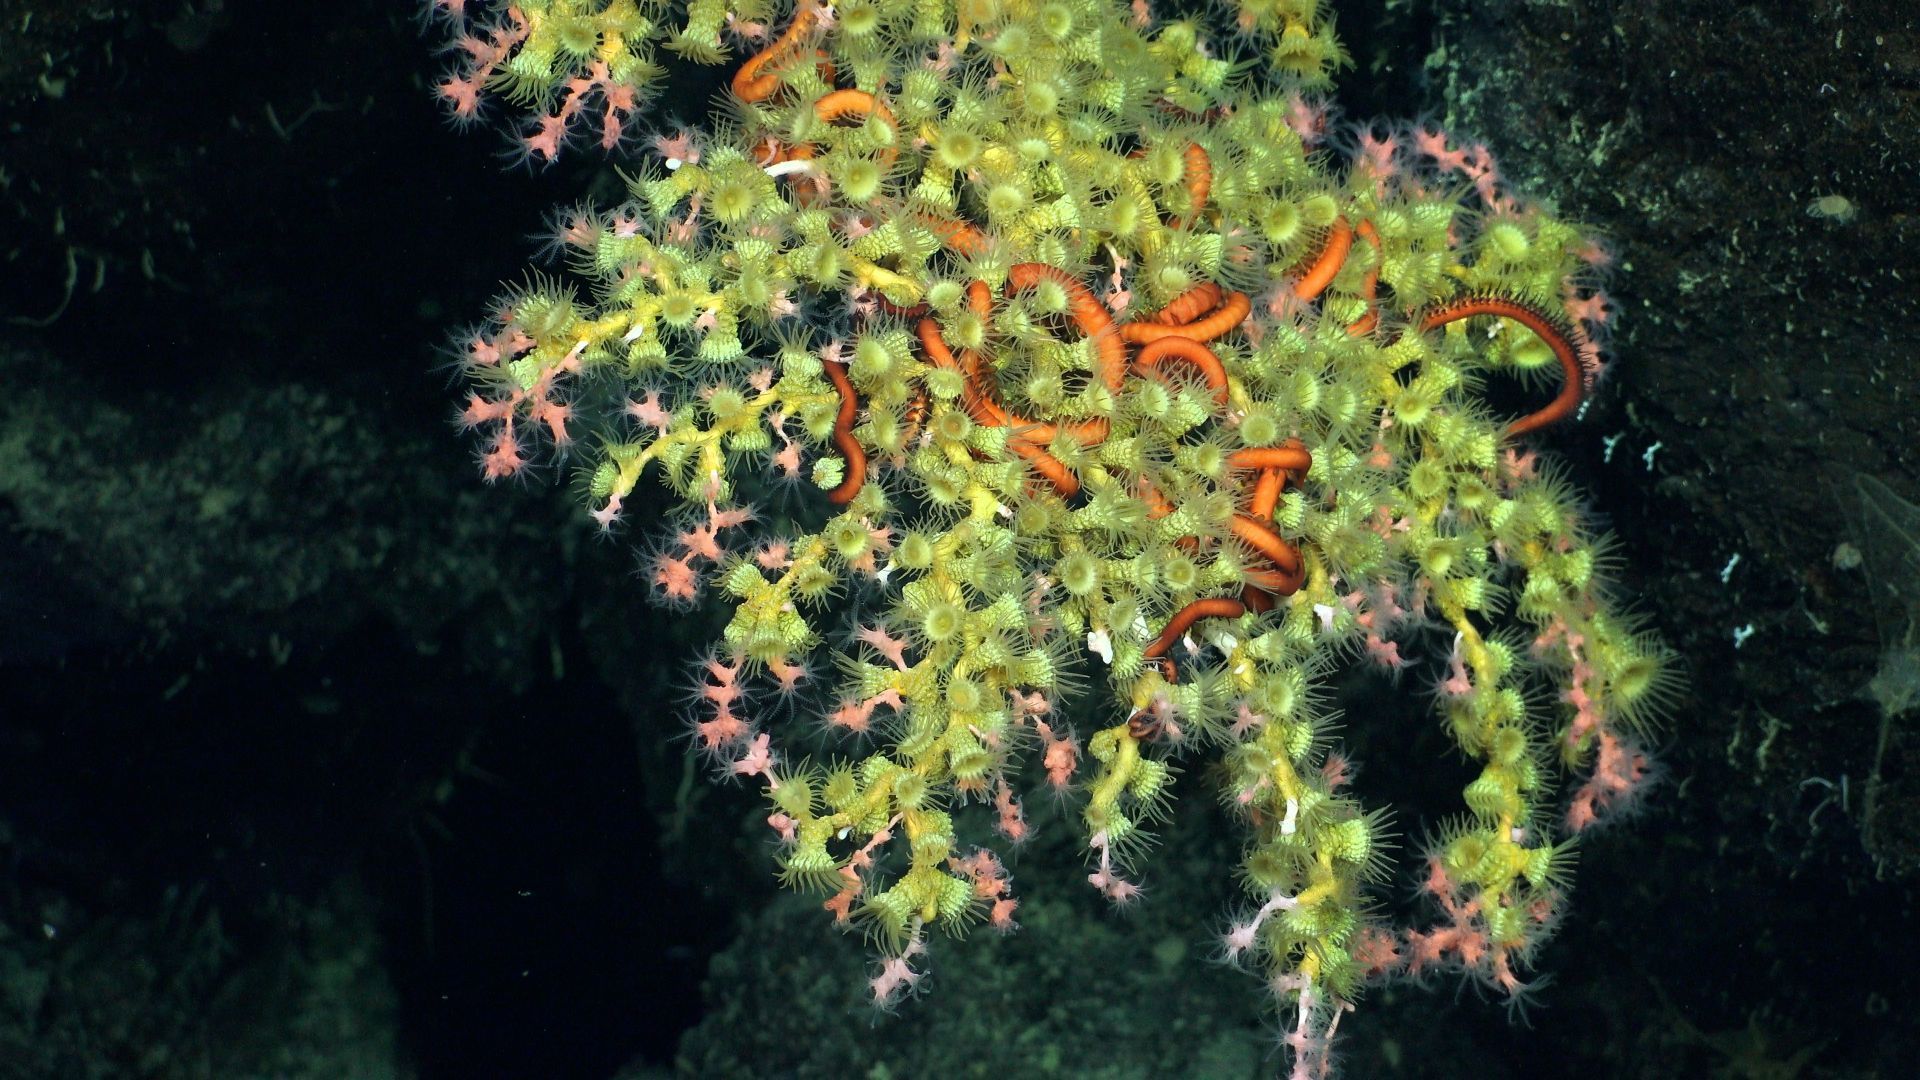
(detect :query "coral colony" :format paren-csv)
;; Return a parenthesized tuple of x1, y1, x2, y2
(430, 0, 1675, 1072)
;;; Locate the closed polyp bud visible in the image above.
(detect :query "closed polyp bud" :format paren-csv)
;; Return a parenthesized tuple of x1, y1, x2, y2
(1300, 192, 1340, 228)
(1324, 817, 1372, 865)
(721, 561, 766, 597)
(823, 765, 861, 810)
(1483, 638, 1515, 681)
(1485, 901, 1528, 946)
(1459, 764, 1520, 814)
(925, 367, 966, 402)
(1518, 572, 1560, 618)
(1559, 546, 1594, 589)
(1410, 199, 1455, 238)
(1490, 687, 1528, 728)
(1522, 491, 1565, 537)
(1490, 725, 1530, 768)
(1461, 431, 1498, 470)
(1322, 380, 1361, 428)
(589, 460, 617, 500)
(1128, 757, 1170, 804)
(1449, 575, 1489, 610)
(1484, 220, 1532, 264)
(1286, 367, 1322, 413)
(1487, 497, 1517, 532)
(901, 69, 942, 116)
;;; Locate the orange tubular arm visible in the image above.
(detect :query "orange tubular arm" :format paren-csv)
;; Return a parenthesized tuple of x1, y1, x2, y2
(1144, 597, 1248, 667)
(1007, 263, 1131, 394)
(1181, 143, 1212, 223)
(811, 90, 898, 166)
(1233, 440, 1311, 607)
(1133, 335, 1229, 406)
(1230, 515, 1304, 578)
(1007, 436, 1080, 497)
(1228, 446, 1313, 474)
(1248, 468, 1285, 521)
(731, 9, 819, 103)
(913, 277, 1092, 499)
(918, 215, 989, 257)
(1150, 282, 1224, 326)
(1119, 290, 1251, 344)
(1292, 218, 1354, 302)
(822, 357, 866, 505)
(1346, 219, 1382, 336)
(1419, 296, 1586, 438)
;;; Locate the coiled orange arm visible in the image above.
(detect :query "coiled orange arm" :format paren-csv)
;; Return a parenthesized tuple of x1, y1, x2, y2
(1120, 290, 1250, 345)
(822, 356, 866, 505)
(1292, 218, 1354, 302)
(1419, 295, 1588, 438)
(1133, 335, 1229, 406)
(731, 8, 821, 103)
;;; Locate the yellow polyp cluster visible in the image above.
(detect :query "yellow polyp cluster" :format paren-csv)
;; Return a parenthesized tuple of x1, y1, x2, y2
(438, 0, 1676, 1058)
